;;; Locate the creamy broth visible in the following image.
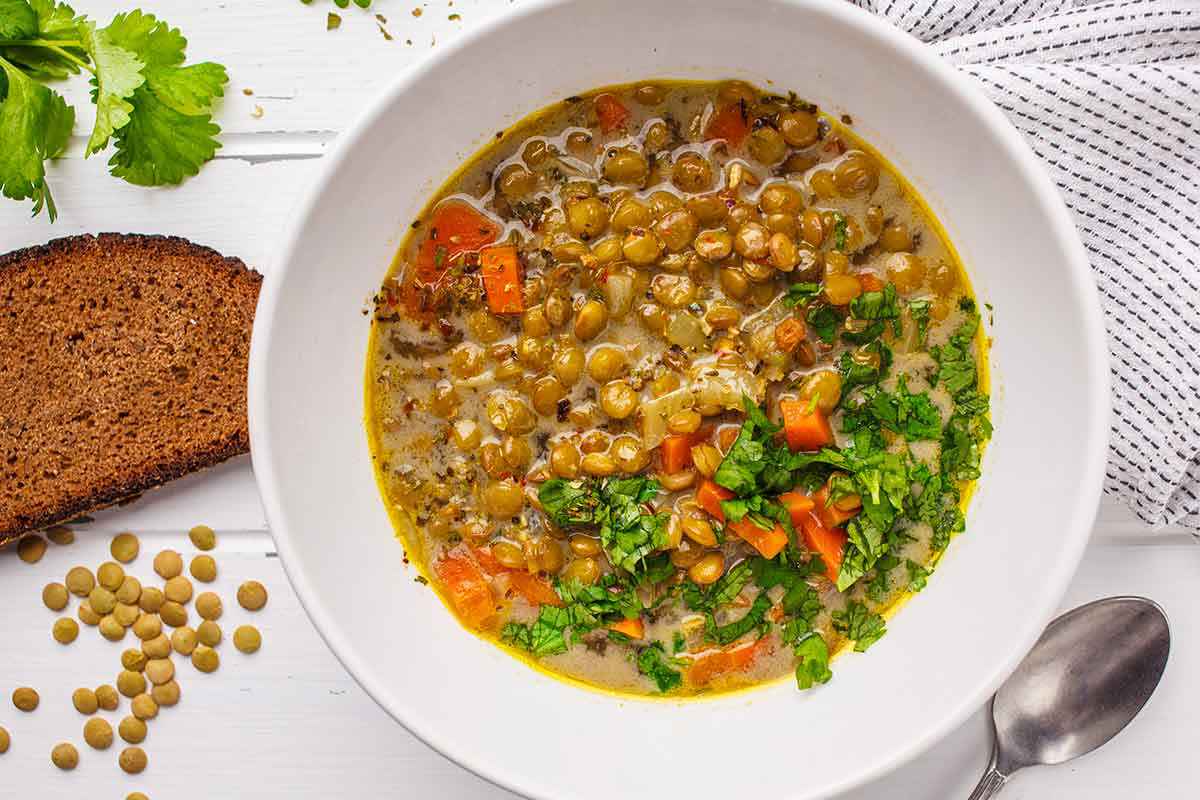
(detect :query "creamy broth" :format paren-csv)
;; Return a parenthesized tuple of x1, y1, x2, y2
(366, 80, 989, 697)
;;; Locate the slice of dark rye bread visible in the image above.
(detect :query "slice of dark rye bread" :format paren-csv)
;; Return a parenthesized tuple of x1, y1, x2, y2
(0, 233, 262, 545)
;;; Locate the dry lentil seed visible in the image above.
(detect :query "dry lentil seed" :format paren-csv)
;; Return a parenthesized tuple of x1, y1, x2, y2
(116, 575, 142, 604)
(51, 742, 78, 770)
(78, 601, 101, 626)
(189, 555, 217, 583)
(164, 575, 193, 604)
(119, 746, 148, 774)
(110, 533, 139, 563)
(195, 592, 223, 621)
(131, 694, 158, 720)
(192, 644, 220, 673)
(170, 626, 198, 656)
(83, 717, 114, 750)
(138, 587, 165, 613)
(118, 716, 146, 744)
(237, 581, 268, 611)
(17, 534, 47, 563)
(145, 659, 174, 686)
(97, 561, 125, 590)
(233, 625, 262, 654)
(72, 687, 98, 714)
(153, 550, 183, 579)
(197, 620, 222, 647)
(12, 686, 38, 711)
(122, 649, 148, 672)
(46, 525, 74, 545)
(189, 524, 217, 551)
(95, 684, 119, 711)
(89, 586, 116, 615)
(65, 566, 95, 596)
(132, 613, 162, 641)
(159, 601, 187, 628)
(113, 602, 140, 627)
(0, 726, 8, 754)
(42, 582, 69, 611)
(99, 615, 126, 641)
(142, 634, 171, 659)
(117, 670, 146, 698)
(53, 617, 79, 644)
(151, 680, 180, 707)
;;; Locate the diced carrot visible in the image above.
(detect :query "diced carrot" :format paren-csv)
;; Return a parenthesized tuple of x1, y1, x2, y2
(705, 103, 750, 146)
(780, 399, 834, 452)
(434, 547, 496, 628)
(858, 272, 885, 292)
(811, 486, 859, 529)
(608, 617, 645, 640)
(696, 479, 734, 522)
(728, 518, 789, 559)
(660, 434, 695, 474)
(800, 513, 848, 584)
(717, 424, 741, 452)
(774, 318, 806, 354)
(595, 93, 631, 133)
(470, 546, 506, 575)
(480, 244, 525, 315)
(508, 571, 564, 607)
(405, 201, 502, 315)
(687, 638, 768, 687)
(779, 491, 816, 526)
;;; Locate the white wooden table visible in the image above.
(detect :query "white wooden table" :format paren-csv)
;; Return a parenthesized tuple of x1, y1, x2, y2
(1, 2, 1196, 797)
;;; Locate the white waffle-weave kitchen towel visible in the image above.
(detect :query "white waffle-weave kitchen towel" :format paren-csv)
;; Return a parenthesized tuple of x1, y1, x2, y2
(853, 0, 1200, 530)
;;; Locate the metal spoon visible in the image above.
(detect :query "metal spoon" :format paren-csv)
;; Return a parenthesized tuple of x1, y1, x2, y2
(968, 596, 1170, 799)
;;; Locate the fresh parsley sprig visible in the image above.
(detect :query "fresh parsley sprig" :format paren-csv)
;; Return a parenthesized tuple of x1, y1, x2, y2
(0, 1, 227, 220)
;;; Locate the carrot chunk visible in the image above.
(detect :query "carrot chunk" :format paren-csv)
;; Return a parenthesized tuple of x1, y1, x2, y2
(609, 617, 645, 640)
(705, 103, 750, 146)
(508, 571, 564, 607)
(811, 485, 859, 529)
(799, 513, 848, 584)
(780, 399, 834, 452)
(696, 479, 734, 522)
(728, 518, 789, 559)
(594, 93, 631, 133)
(480, 244, 525, 315)
(779, 491, 816, 526)
(660, 434, 695, 474)
(434, 547, 496, 628)
(858, 272, 885, 292)
(687, 638, 767, 687)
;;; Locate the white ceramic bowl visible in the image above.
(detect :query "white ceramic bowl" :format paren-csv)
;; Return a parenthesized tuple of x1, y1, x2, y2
(249, 1, 1109, 797)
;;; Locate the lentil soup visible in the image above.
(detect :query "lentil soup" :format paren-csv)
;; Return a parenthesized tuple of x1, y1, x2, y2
(366, 80, 990, 697)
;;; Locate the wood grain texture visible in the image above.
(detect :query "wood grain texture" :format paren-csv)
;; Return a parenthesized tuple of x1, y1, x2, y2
(0, 2, 1194, 797)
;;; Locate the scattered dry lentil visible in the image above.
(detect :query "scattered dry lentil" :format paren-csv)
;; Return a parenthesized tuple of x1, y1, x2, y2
(72, 687, 98, 714)
(197, 620, 222, 647)
(83, 717, 114, 750)
(77, 601, 101, 626)
(45, 525, 74, 545)
(142, 634, 171, 659)
(17, 534, 47, 563)
(159, 601, 187, 628)
(42, 582, 69, 611)
(132, 613, 162, 641)
(233, 625, 262, 654)
(51, 742, 78, 770)
(119, 746, 147, 774)
(196, 592, 222, 620)
(131, 693, 158, 720)
(97, 561, 125, 590)
(53, 617, 79, 644)
(116, 576, 142, 604)
(113, 602, 140, 627)
(164, 575, 193, 604)
(145, 658, 174, 686)
(118, 716, 146, 744)
(192, 644, 220, 673)
(138, 586, 165, 613)
(66, 566, 95, 596)
(88, 586, 116, 615)
(153, 550, 183, 579)
(95, 684, 119, 711)
(117, 670, 146, 698)
(13, 686, 39, 711)
(171, 626, 198, 655)
(151, 680, 180, 707)
(110, 533, 140, 563)
(99, 615, 126, 642)
(121, 649, 148, 672)
(190, 555, 217, 583)
(189, 524, 216, 551)
(237, 580, 268, 611)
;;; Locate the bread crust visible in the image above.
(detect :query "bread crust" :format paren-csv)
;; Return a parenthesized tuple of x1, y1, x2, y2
(0, 234, 262, 543)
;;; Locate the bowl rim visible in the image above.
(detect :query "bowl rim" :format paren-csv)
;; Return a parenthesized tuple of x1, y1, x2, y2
(248, 0, 1111, 796)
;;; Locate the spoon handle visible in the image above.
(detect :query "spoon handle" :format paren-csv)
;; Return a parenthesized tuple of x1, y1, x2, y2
(967, 766, 1007, 800)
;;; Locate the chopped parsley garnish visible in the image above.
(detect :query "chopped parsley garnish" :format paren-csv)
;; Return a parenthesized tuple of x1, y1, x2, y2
(539, 476, 669, 573)
(832, 212, 849, 251)
(908, 298, 932, 344)
(784, 281, 823, 308)
(905, 559, 930, 593)
(832, 601, 887, 652)
(842, 374, 943, 441)
(806, 304, 841, 344)
(792, 633, 832, 689)
(636, 642, 683, 692)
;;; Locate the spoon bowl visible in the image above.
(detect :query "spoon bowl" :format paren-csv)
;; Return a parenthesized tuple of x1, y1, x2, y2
(971, 596, 1170, 798)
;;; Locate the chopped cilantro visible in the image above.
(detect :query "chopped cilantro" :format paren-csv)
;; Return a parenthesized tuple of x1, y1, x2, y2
(806, 304, 841, 343)
(832, 601, 887, 651)
(784, 281, 823, 308)
(671, 630, 686, 655)
(905, 559, 931, 592)
(793, 633, 832, 689)
(842, 374, 943, 441)
(539, 476, 669, 573)
(709, 593, 771, 646)
(501, 605, 570, 657)
(908, 298, 932, 344)
(832, 212, 848, 251)
(636, 642, 682, 693)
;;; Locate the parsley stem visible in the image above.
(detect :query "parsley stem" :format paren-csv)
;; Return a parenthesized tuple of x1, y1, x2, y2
(0, 39, 94, 73)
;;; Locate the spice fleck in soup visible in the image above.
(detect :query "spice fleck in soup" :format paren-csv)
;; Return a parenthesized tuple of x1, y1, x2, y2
(366, 81, 990, 697)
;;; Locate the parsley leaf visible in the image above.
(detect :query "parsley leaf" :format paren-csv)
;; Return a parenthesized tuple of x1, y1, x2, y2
(682, 558, 752, 613)
(842, 374, 942, 441)
(709, 593, 771, 646)
(784, 281, 822, 308)
(832, 601, 887, 651)
(832, 212, 848, 251)
(539, 476, 668, 573)
(806, 304, 840, 343)
(79, 19, 144, 156)
(501, 605, 570, 657)
(905, 559, 930, 592)
(0, 56, 73, 219)
(908, 298, 931, 345)
(0, 1, 88, 80)
(0, 0, 37, 38)
(793, 633, 832, 689)
(636, 642, 682, 693)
